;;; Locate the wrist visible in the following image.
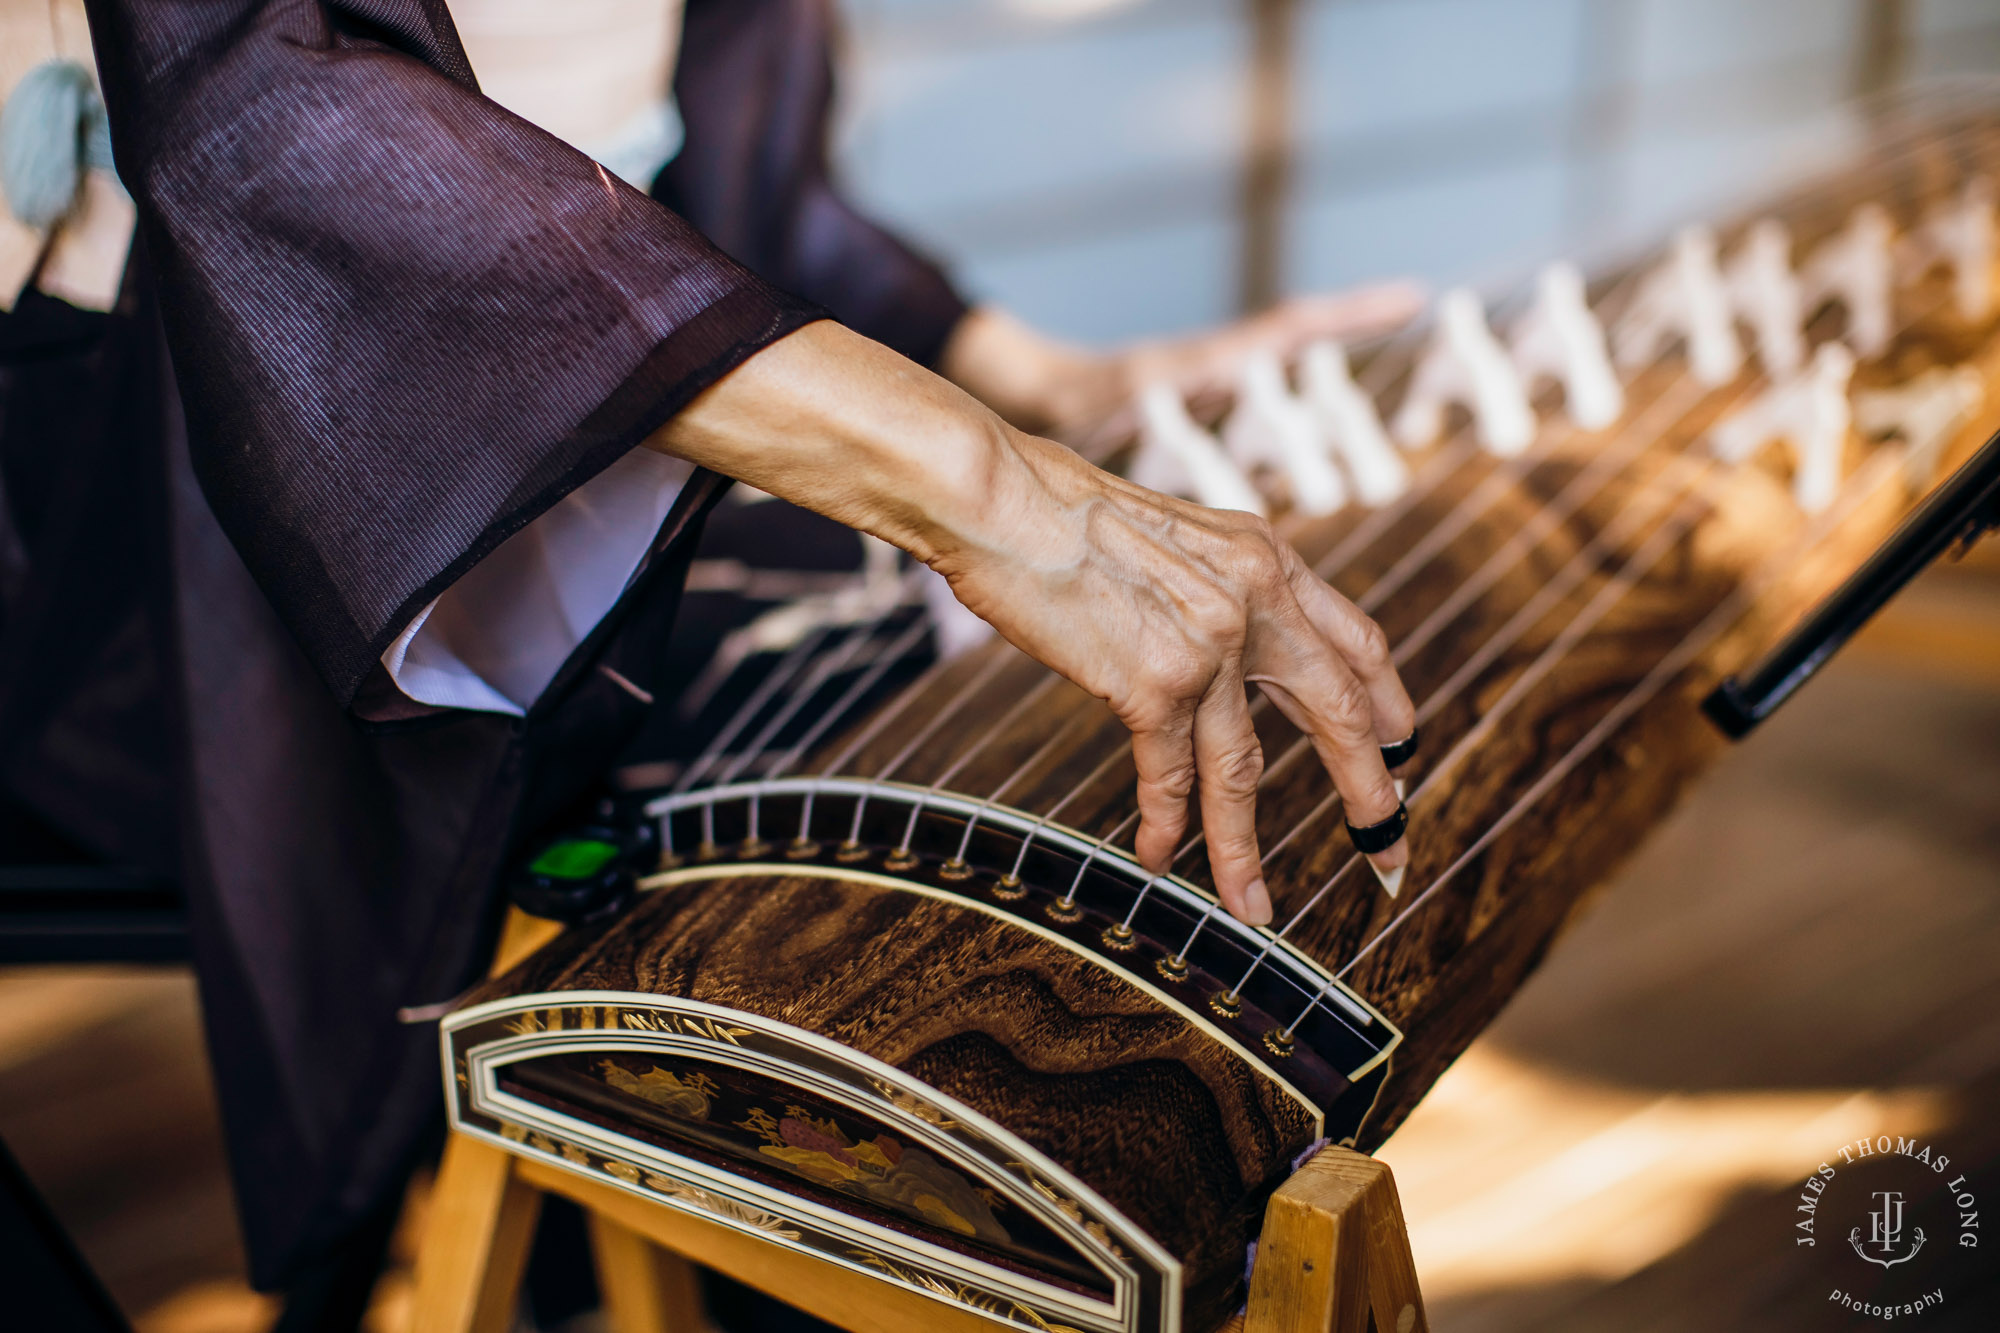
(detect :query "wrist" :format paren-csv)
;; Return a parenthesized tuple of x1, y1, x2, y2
(871, 412, 1023, 570)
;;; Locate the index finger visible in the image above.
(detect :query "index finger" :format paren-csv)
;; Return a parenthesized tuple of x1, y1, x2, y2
(1191, 671, 1272, 926)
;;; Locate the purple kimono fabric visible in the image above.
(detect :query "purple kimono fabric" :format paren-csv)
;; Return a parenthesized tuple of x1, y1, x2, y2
(0, 0, 965, 1286)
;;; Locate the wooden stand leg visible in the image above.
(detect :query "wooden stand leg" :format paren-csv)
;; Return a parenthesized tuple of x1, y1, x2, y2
(590, 1211, 710, 1333)
(410, 1132, 544, 1333)
(1244, 1146, 1428, 1333)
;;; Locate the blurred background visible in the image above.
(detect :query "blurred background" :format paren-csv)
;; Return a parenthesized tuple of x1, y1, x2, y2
(833, 0, 2000, 340)
(4, 2, 1999, 1331)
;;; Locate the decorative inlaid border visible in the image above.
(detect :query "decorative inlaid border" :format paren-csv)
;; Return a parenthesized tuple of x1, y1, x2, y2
(640, 777, 1402, 1085)
(444, 993, 1180, 1333)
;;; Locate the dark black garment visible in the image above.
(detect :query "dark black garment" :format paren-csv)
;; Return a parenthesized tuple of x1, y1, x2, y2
(0, 280, 182, 880)
(85, 0, 823, 705)
(658, 0, 969, 372)
(0, 0, 967, 1288)
(0, 1133, 130, 1333)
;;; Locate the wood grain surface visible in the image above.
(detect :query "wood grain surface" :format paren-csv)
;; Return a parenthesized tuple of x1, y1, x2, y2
(777, 114, 2000, 1155)
(469, 114, 2000, 1332)
(476, 866, 1322, 1319)
(1244, 1146, 1427, 1333)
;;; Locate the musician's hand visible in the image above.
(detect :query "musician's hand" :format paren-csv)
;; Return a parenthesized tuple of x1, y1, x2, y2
(927, 432, 1415, 925)
(939, 286, 1424, 446)
(651, 321, 1415, 927)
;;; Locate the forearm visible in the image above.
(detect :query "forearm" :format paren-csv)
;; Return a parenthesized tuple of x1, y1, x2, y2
(644, 319, 1057, 572)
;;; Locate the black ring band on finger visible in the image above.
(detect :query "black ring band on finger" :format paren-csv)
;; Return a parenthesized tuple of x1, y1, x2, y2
(1345, 802, 1409, 855)
(1379, 728, 1420, 769)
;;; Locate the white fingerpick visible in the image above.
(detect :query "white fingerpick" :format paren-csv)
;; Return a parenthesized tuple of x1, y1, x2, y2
(1369, 861, 1406, 899)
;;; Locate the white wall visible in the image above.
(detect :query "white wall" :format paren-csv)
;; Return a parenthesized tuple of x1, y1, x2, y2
(834, 0, 2000, 344)
(838, 0, 1249, 341)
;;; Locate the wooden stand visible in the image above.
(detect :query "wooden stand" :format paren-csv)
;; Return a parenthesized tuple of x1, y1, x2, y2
(1242, 1149, 1426, 1333)
(414, 902, 1425, 1333)
(411, 910, 1428, 1333)
(412, 1128, 1427, 1333)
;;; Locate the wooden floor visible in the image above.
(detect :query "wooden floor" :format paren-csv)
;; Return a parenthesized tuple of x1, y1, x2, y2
(1381, 548, 2000, 1331)
(1, 551, 1996, 1333)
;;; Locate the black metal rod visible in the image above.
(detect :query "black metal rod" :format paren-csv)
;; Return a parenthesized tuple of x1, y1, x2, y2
(1703, 426, 2000, 738)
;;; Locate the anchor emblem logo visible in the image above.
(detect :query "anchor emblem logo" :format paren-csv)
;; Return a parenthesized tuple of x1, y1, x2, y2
(1850, 1190, 1927, 1268)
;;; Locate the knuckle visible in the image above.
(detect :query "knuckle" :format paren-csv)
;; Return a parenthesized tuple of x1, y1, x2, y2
(1352, 616, 1393, 672)
(1117, 657, 1205, 721)
(1148, 649, 1213, 703)
(1211, 825, 1261, 861)
(1351, 776, 1400, 823)
(1322, 674, 1375, 737)
(1227, 528, 1289, 593)
(1185, 584, 1248, 644)
(1141, 758, 1198, 803)
(1118, 693, 1174, 734)
(1207, 741, 1265, 795)
(1208, 506, 1267, 538)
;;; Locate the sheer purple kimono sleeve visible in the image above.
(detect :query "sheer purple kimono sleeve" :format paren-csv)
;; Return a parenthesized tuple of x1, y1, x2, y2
(80, 0, 825, 706)
(662, 0, 971, 371)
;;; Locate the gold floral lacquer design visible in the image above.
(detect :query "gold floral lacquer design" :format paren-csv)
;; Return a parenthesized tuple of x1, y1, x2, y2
(847, 1248, 1088, 1333)
(644, 1176, 803, 1240)
(1007, 1161, 1125, 1259)
(736, 1106, 1011, 1244)
(598, 1060, 718, 1120)
(865, 1076, 962, 1131)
